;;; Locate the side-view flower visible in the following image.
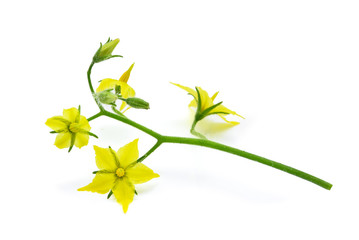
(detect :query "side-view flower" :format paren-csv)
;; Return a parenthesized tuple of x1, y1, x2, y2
(171, 82, 244, 138)
(45, 106, 97, 152)
(96, 63, 136, 113)
(78, 139, 159, 213)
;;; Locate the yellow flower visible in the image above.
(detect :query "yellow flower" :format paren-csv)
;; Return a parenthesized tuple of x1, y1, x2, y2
(45, 106, 95, 152)
(171, 83, 244, 124)
(96, 63, 136, 112)
(78, 139, 159, 213)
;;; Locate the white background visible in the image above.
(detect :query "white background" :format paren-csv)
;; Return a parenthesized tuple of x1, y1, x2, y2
(1, 0, 358, 239)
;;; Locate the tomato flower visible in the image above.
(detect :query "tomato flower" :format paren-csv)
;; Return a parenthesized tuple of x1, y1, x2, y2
(78, 139, 159, 213)
(45, 106, 97, 152)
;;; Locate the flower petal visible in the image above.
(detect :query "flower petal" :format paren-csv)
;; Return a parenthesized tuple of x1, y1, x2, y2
(78, 116, 91, 131)
(45, 116, 68, 131)
(94, 146, 119, 171)
(126, 163, 159, 184)
(119, 63, 135, 83)
(212, 104, 244, 119)
(63, 108, 79, 122)
(196, 87, 213, 111)
(78, 172, 117, 194)
(171, 82, 197, 99)
(74, 132, 89, 149)
(117, 139, 139, 168)
(54, 132, 72, 149)
(96, 78, 120, 93)
(112, 177, 135, 213)
(218, 114, 240, 125)
(211, 91, 219, 101)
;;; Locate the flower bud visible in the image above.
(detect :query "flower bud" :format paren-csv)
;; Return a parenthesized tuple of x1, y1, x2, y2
(97, 90, 118, 105)
(93, 38, 120, 63)
(125, 97, 150, 109)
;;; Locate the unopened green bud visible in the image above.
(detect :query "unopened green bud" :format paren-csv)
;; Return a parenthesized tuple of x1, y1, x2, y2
(97, 90, 118, 105)
(93, 38, 120, 63)
(125, 97, 150, 109)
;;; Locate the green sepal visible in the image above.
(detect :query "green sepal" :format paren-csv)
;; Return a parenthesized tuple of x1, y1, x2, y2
(115, 85, 122, 94)
(68, 133, 76, 153)
(134, 189, 138, 195)
(75, 105, 81, 123)
(88, 132, 98, 138)
(107, 190, 113, 199)
(197, 101, 223, 121)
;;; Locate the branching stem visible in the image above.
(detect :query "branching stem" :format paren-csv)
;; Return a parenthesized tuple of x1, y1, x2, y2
(86, 59, 333, 191)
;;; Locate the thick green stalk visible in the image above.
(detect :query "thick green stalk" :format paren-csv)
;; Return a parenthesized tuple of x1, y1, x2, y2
(161, 135, 333, 190)
(85, 56, 332, 191)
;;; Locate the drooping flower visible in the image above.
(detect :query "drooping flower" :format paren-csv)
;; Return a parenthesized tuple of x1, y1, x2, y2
(171, 83, 244, 124)
(96, 63, 136, 112)
(78, 139, 159, 213)
(45, 106, 96, 152)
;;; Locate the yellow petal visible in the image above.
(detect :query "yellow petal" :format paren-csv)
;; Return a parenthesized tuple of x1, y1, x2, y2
(78, 172, 117, 194)
(218, 114, 240, 125)
(170, 82, 197, 99)
(126, 163, 160, 184)
(119, 63, 135, 83)
(45, 116, 68, 131)
(78, 116, 91, 131)
(112, 177, 135, 213)
(119, 82, 136, 98)
(213, 104, 244, 119)
(74, 133, 89, 148)
(211, 91, 219, 101)
(54, 132, 72, 149)
(94, 146, 119, 171)
(96, 78, 120, 93)
(63, 108, 79, 122)
(119, 101, 127, 111)
(196, 87, 213, 111)
(188, 99, 197, 108)
(117, 139, 139, 168)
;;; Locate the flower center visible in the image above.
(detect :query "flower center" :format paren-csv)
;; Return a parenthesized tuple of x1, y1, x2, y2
(116, 168, 125, 178)
(69, 123, 81, 133)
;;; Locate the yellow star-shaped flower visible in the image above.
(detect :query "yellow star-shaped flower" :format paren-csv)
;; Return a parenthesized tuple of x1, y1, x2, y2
(45, 107, 94, 152)
(96, 63, 136, 112)
(171, 83, 244, 124)
(78, 139, 160, 213)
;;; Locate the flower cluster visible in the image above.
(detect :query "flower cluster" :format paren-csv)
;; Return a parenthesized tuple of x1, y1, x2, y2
(45, 37, 249, 213)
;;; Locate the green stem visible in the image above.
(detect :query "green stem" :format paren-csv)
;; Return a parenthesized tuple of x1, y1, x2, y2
(87, 112, 103, 122)
(161, 135, 333, 190)
(190, 120, 207, 139)
(137, 140, 163, 163)
(102, 110, 162, 139)
(87, 61, 105, 112)
(111, 105, 127, 118)
(126, 140, 163, 169)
